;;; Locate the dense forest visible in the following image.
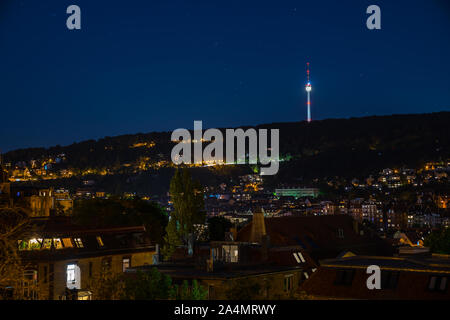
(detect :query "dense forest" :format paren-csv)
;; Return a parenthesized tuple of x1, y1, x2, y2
(4, 112, 450, 194)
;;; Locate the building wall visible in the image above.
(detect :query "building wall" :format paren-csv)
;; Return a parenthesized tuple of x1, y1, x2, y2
(28, 195, 54, 217)
(36, 251, 155, 300)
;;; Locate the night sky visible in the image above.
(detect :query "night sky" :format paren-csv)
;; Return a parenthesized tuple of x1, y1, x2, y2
(1, 0, 449, 152)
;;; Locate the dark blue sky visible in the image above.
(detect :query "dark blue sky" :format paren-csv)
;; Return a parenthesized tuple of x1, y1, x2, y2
(1, 0, 449, 151)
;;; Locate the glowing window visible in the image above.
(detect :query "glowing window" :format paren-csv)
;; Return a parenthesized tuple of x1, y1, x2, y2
(222, 245, 239, 263)
(28, 239, 42, 250)
(73, 238, 84, 248)
(122, 258, 130, 272)
(62, 238, 73, 248)
(96, 236, 104, 247)
(102, 257, 112, 271)
(18, 240, 28, 251)
(42, 239, 52, 249)
(67, 264, 76, 284)
(53, 238, 63, 249)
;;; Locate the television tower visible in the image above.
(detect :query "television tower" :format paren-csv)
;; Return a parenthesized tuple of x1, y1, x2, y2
(305, 62, 312, 122)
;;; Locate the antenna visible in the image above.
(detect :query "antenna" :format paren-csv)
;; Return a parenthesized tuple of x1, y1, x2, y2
(306, 62, 310, 82)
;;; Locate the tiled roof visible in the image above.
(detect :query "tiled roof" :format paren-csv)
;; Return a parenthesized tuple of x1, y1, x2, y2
(237, 215, 394, 259)
(300, 255, 450, 299)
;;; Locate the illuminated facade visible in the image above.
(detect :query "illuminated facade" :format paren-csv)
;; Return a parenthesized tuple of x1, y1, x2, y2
(274, 188, 320, 199)
(16, 218, 156, 300)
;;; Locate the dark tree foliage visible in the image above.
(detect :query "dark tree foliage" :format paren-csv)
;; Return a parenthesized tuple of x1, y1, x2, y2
(225, 279, 262, 300)
(96, 268, 207, 300)
(175, 279, 208, 300)
(162, 169, 205, 259)
(424, 228, 450, 254)
(72, 198, 168, 243)
(122, 269, 175, 300)
(208, 216, 232, 241)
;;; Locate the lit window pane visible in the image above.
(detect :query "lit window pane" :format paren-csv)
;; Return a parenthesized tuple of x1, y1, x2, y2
(96, 236, 104, 247)
(53, 238, 63, 249)
(62, 238, 73, 248)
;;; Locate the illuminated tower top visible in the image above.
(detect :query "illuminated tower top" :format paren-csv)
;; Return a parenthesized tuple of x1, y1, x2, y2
(305, 62, 312, 122)
(305, 62, 312, 92)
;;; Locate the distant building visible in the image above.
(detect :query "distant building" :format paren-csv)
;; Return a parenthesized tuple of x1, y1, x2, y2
(274, 188, 320, 199)
(11, 187, 73, 217)
(361, 201, 381, 223)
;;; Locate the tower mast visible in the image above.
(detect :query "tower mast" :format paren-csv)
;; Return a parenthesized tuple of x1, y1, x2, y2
(305, 62, 312, 122)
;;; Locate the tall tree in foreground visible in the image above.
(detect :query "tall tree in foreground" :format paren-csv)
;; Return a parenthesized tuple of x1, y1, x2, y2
(0, 207, 30, 300)
(162, 169, 205, 260)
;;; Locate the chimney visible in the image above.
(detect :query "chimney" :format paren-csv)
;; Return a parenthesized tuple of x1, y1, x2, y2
(250, 208, 266, 243)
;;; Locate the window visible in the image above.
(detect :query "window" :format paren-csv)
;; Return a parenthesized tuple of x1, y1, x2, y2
(102, 257, 112, 271)
(284, 274, 294, 292)
(28, 239, 42, 250)
(42, 239, 52, 249)
(43, 266, 48, 283)
(23, 270, 38, 300)
(53, 238, 63, 249)
(208, 285, 215, 299)
(66, 264, 81, 290)
(334, 269, 355, 286)
(337, 228, 344, 239)
(428, 276, 448, 292)
(62, 238, 73, 248)
(67, 265, 76, 284)
(77, 291, 93, 300)
(18, 240, 28, 251)
(73, 238, 84, 248)
(293, 252, 306, 263)
(381, 271, 399, 289)
(122, 258, 130, 272)
(88, 262, 93, 278)
(96, 236, 104, 247)
(222, 245, 239, 263)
